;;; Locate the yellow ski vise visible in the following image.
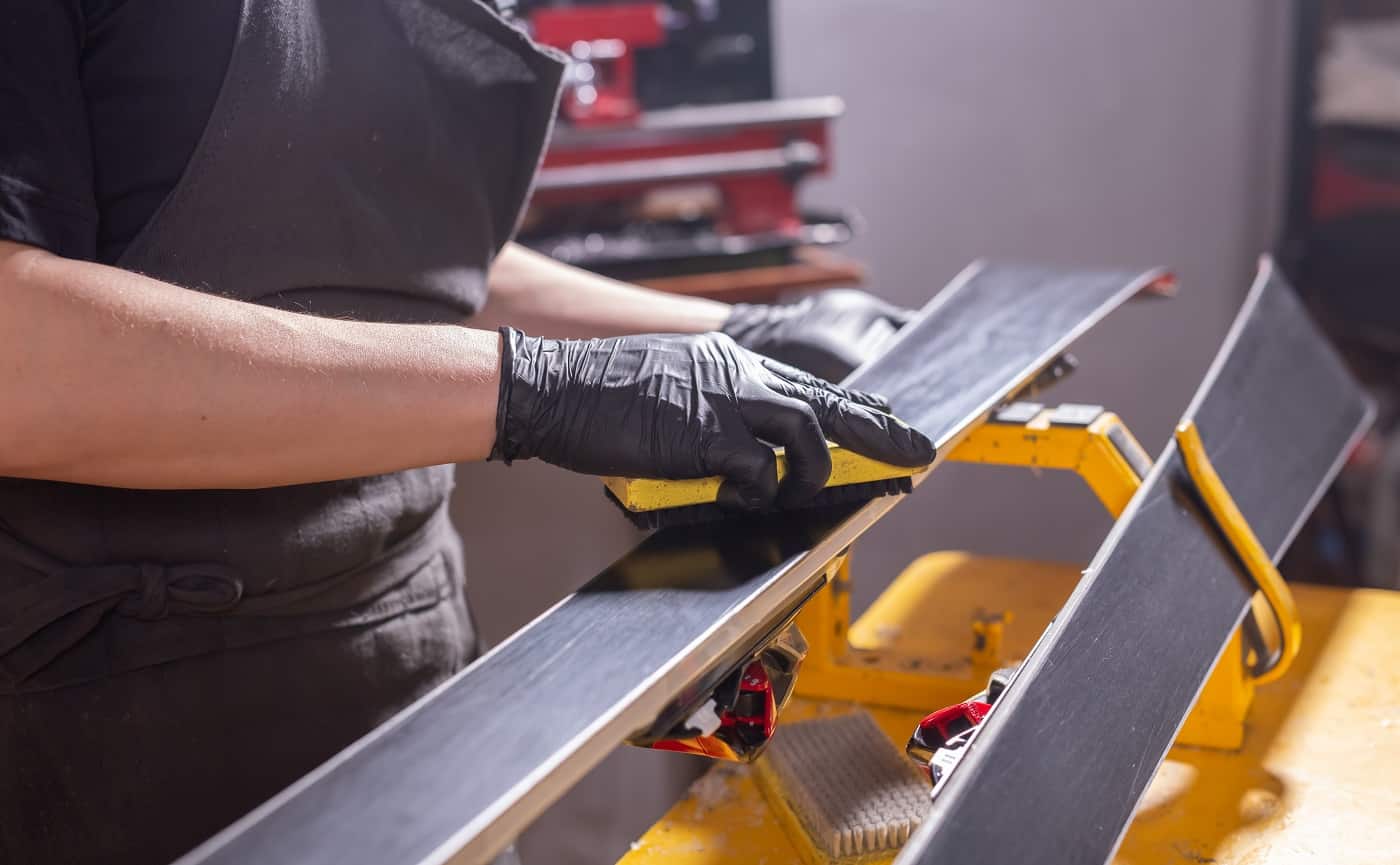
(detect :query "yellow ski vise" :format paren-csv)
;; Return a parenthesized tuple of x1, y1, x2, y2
(792, 403, 1289, 751)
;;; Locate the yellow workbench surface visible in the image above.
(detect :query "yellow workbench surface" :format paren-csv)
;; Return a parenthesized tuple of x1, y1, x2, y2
(620, 574, 1400, 865)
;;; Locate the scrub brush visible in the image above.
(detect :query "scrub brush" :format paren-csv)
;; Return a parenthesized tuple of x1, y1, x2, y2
(755, 709, 930, 864)
(601, 442, 929, 531)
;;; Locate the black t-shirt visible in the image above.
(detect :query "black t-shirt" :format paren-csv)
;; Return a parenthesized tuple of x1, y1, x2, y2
(0, 0, 239, 263)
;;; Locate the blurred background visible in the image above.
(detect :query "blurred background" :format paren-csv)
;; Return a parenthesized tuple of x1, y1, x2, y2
(448, 1, 1399, 861)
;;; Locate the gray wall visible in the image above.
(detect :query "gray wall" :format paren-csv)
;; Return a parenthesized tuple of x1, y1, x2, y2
(452, 2, 1295, 862)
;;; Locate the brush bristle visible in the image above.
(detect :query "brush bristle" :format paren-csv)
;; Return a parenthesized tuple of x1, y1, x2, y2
(758, 710, 929, 859)
(606, 476, 914, 531)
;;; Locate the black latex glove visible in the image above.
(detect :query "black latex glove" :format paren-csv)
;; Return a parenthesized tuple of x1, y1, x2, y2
(721, 289, 916, 383)
(490, 328, 934, 511)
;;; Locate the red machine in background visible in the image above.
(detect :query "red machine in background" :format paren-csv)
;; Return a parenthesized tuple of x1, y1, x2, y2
(518, 1, 855, 283)
(532, 3, 666, 127)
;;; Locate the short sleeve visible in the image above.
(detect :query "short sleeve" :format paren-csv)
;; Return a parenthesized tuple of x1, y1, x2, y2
(0, 1, 97, 259)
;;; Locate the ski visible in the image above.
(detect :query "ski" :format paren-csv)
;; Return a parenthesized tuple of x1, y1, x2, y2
(897, 259, 1373, 865)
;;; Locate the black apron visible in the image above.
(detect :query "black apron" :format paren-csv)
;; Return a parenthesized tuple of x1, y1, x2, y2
(0, 1, 562, 862)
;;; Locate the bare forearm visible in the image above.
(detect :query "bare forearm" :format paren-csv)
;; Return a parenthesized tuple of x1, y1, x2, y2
(0, 241, 501, 489)
(473, 243, 730, 338)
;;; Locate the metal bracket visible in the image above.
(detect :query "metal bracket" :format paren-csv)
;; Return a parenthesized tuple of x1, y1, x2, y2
(1175, 420, 1302, 684)
(792, 404, 1261, 750)
(1011, 352, 1079, 401)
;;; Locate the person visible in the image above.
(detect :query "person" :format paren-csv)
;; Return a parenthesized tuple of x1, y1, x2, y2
(0, 2, 932, 863)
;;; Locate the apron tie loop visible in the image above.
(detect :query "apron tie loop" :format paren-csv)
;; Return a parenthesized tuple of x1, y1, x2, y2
(118, 563, 245, 621)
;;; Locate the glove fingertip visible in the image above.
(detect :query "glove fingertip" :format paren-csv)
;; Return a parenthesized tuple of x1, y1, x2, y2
(717, 481, 765, 512)
(776, 448, 833, 508)
(858, 389, 892, 412)
(826, 403, 936, 468)
(714, 447, 781, 512)
(906, 429, 937, 465)
(882, 415, 936, 466)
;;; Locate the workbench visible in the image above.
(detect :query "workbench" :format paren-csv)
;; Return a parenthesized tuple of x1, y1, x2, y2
(620, 554, 1400, 865)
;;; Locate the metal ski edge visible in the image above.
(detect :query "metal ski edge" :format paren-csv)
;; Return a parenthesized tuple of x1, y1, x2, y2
(1180, 255, 1378, 562)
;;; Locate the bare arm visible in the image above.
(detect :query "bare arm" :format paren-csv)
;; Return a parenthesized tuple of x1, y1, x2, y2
(471, 242, 731, 338)
(0, 240, 502, 489)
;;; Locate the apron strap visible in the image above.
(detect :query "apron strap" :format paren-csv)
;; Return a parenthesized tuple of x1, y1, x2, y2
(0, 508, 447, 689)
(0, 560, 244, 656)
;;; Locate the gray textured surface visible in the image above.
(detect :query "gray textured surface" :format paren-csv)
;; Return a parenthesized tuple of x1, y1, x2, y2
(898, 265, 1374, 865)
(173, 263, 1157, 865)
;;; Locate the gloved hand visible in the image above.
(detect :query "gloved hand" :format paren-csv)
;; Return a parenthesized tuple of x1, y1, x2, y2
(490, 328, 934, 511)
(721, 289, 916, 383)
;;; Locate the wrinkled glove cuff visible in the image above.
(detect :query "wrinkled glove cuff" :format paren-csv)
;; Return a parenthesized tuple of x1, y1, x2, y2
(489, 326, 530, 464)
(719, 302, 768, 347)
(721, 301, 806, 350)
